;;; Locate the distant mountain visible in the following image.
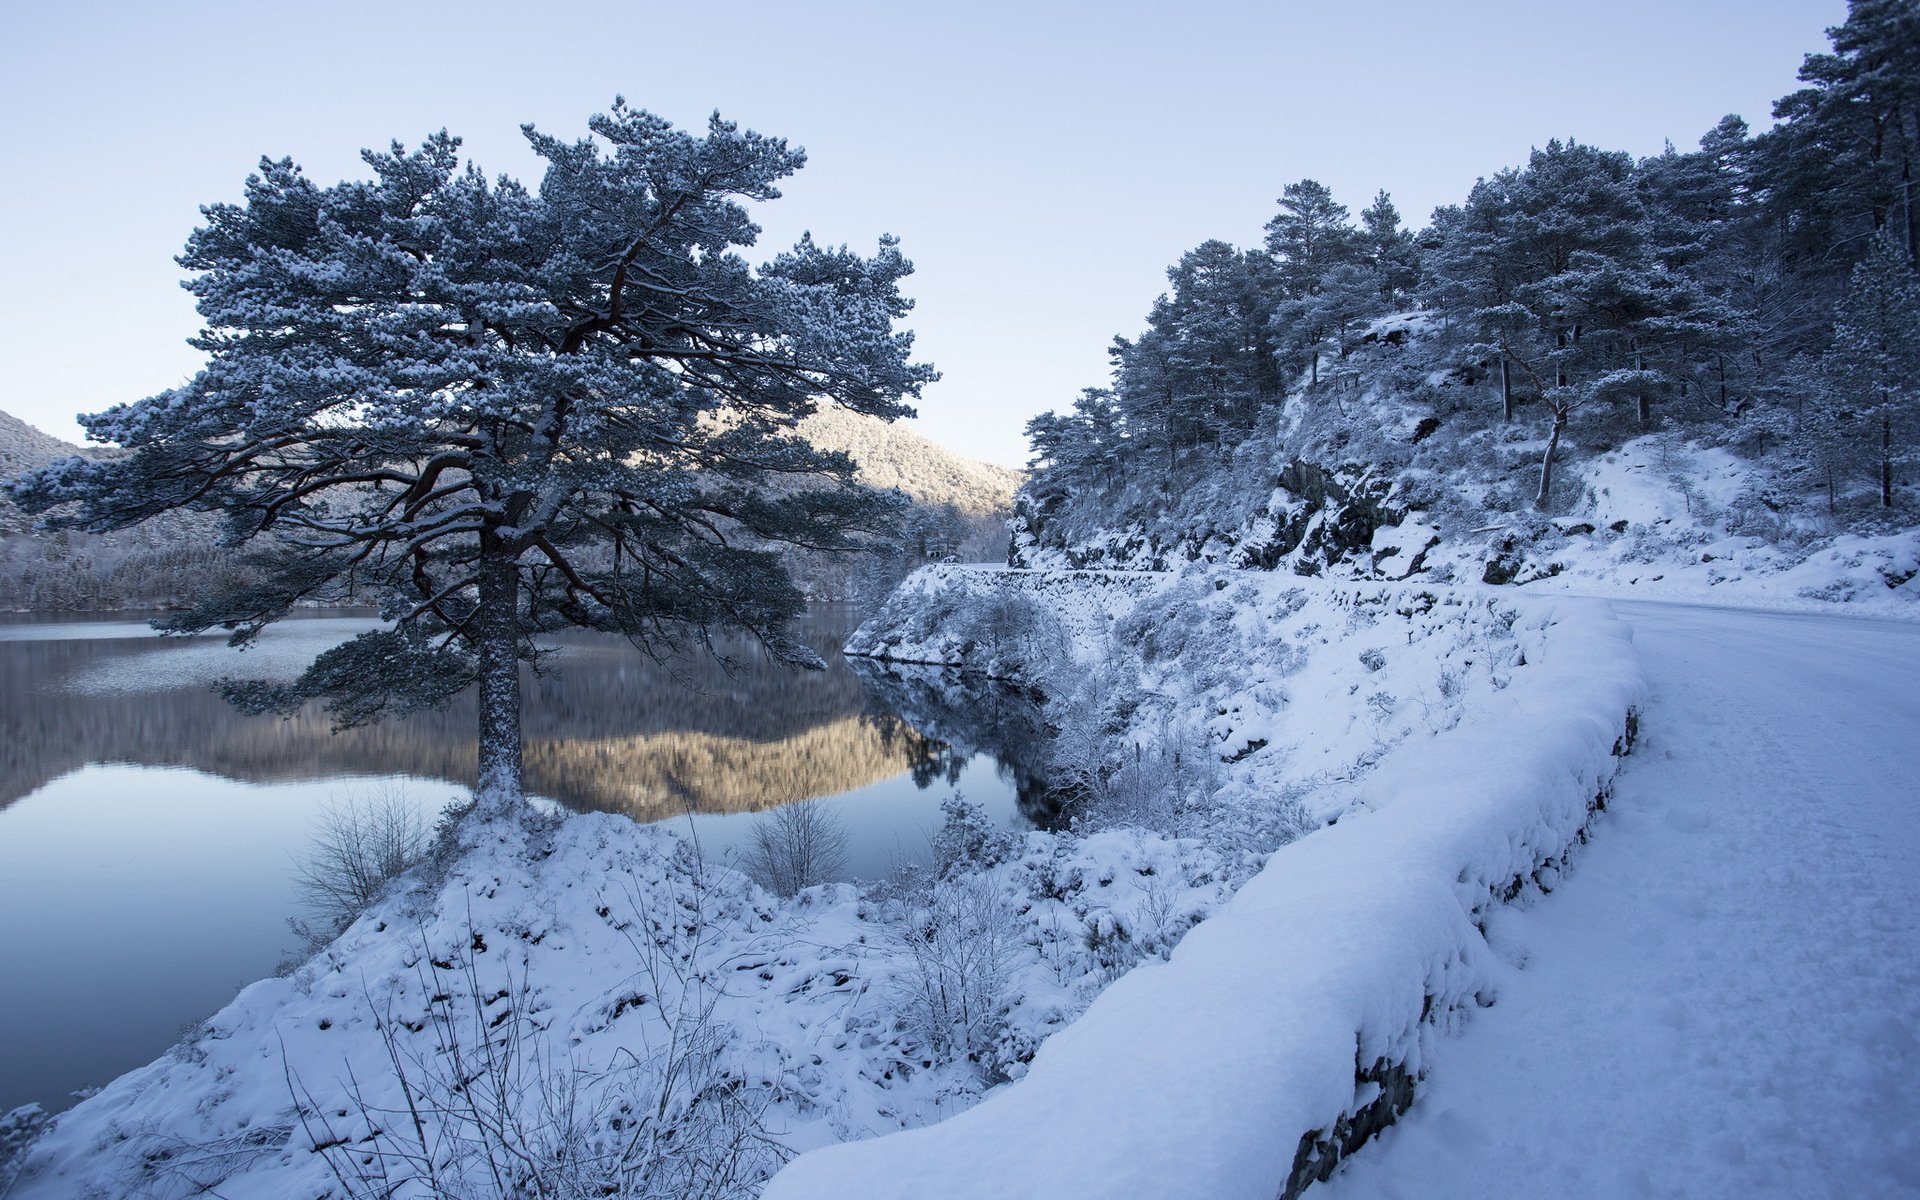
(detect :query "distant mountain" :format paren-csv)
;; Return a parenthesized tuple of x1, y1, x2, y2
(0, 406, 1024, 610)
(0, 411, 97, 535)
(799, 407, 1022, 517)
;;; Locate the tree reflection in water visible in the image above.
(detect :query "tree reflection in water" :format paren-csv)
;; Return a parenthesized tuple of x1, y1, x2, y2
(847, 658, 1068, 829)
(0, 609, 1035, 823)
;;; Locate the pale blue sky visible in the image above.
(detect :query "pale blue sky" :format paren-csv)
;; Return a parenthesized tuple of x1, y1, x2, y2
(0, 0, 1846, 467)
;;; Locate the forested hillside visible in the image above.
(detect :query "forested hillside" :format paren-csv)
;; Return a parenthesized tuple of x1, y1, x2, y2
(0, 410, 246, 610)
(1017, 2, 1920, 599)
(797, 407, 1020, 599)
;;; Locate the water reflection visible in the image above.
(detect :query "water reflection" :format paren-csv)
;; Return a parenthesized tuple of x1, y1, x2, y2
(0, 609, 963, 821)
(0, 609, 1049, 1117)
(847, 658, 1066, 827)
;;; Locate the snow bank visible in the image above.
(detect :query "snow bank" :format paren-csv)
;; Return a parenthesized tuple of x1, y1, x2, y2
(768, 591, 1643, 1200)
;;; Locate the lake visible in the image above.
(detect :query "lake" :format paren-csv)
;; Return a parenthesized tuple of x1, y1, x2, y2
(0, 609, 1036, 1116)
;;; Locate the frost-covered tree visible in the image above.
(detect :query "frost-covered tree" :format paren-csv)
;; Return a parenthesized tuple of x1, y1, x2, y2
(1428, 140, 1697, 504)
(1277, 261, 1385, 388)
(8, 102, 933, 802)
(1359, 190, 1421, 303)
(1263, 179, 1360, 299)
(1824, 240, 1920, 507)
(1154, 241, 1285, 437)
(1762, 0, 1920, 273)
(1025, 388, 1125, 501)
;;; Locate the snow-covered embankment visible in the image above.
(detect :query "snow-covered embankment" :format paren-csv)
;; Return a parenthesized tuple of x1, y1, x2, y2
(769, 569, 1645, 1200)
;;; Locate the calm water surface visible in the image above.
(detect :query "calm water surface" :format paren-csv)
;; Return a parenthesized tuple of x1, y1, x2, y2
(0, 610, 1030, 1115)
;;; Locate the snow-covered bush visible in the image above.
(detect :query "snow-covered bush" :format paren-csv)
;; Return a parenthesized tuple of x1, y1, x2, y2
(928, 796, 1020, 879)
(884, 875, 1024, 1075)
(0, 1105, 48, 1193)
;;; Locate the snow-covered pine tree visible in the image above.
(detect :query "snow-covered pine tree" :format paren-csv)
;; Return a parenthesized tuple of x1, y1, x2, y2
(1823, 238, 1920, 508)
(1428, 140, 1679, 505)
(1359, 190, 1421, 304)
(1263, 179, 1361, 301)
(7, 102, 934, 803)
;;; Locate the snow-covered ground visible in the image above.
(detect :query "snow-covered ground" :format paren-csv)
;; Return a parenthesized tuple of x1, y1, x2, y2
(1317, 600, 1920, 1199)
(765, 580, 1642, 1199)
(1503, 438, 1920, 618)
(3, 570, 1633, 1199)
(15, 573, 1904, 1199)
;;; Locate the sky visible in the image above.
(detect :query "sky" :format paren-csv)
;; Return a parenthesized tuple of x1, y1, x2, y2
(0, 0, 1848, 468)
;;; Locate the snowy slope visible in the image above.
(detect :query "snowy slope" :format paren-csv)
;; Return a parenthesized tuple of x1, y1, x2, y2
(765, 589, 1643, 1200)
(1014, 319, 1920, 619)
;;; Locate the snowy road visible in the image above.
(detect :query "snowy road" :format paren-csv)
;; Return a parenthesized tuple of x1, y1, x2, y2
(1319, 600, 1920, 1200)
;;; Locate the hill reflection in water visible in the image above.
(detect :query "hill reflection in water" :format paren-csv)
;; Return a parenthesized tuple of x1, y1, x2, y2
(0, 608, 992, 820)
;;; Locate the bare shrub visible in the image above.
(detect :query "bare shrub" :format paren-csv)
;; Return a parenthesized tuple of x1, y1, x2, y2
(291, 785, 432, 941)
(886, 875, 1022, 1070)
(742, 798, 849, 897)
(291, 874, 781, 1200)
(1074, 716, 1222, 839)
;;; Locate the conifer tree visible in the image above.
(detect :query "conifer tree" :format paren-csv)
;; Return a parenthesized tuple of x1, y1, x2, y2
(1359, 190, 1421, 303)
(8, 103, 934, 802)
(1264, 179, 1361, 299)
(1824, 239, 1920, 508)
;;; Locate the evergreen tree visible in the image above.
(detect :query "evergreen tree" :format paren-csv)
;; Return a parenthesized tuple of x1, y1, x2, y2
(9, 103, 933, 802)
(1824, 239, 1920, 507)
(1429, 141, 1681, 503)
(1359, 190, 1421, 303)
(1765, 0, 1920, 270)
(1025, 389, 1124, 506)
(1154, 241, 1285, 438)
(1274, 262, 1383, 388)
(1748, 0, 1920, 359)
(1632, 119, 1764, 416)
(1781, 355, 1857, 514)
(1105, 242, 1281, 473)
(1264, 179, 1361, 299)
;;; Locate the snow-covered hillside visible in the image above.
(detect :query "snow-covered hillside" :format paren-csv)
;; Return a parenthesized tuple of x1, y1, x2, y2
(0, 409, 237, 610)
(0, 410, 93, 536)
(769, 570, 1642, 1199)
(1015, 316, 1920, 618)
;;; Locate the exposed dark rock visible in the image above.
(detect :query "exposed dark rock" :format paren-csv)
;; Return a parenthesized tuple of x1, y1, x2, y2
(1282, 1056, 1418, 1200)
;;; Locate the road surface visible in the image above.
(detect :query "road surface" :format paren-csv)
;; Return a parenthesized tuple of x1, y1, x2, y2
(1319, 600, 1920, 1199)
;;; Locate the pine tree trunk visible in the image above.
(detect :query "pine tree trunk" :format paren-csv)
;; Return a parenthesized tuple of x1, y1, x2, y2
(1636, 348, 1650, 425)
(1500, 357, 1513, 422)
(1536, 406, 1566, 509)
(1883, 413, 1895, 509)
(1903, 134, 1917, 270)
(475, 540, 524, 804)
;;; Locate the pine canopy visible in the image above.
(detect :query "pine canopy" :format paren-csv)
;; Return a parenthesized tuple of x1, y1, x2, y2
(10, 101, 935, 797)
